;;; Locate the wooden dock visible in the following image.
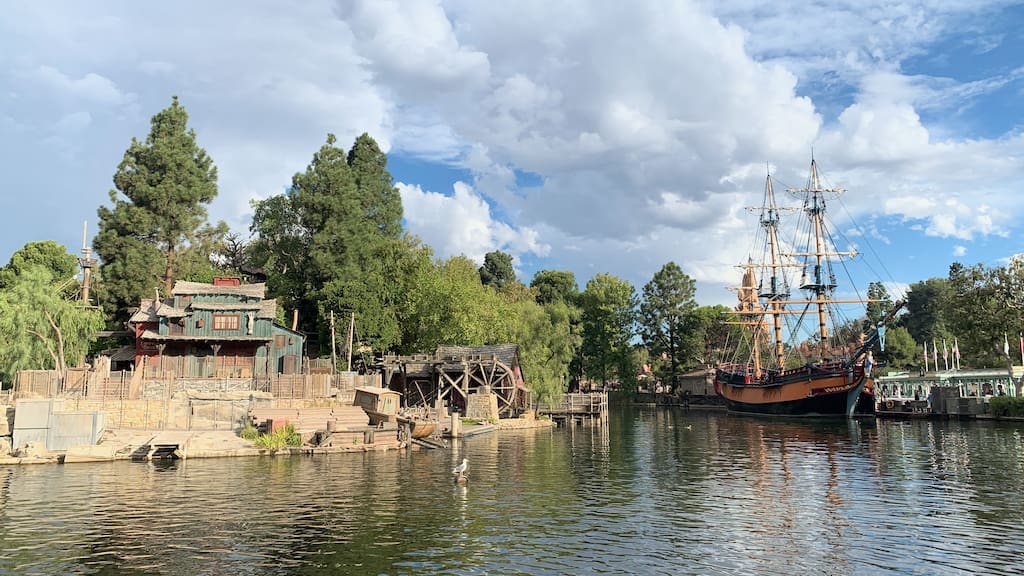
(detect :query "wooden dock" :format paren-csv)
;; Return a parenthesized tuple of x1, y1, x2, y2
(538, 393, 608, 426)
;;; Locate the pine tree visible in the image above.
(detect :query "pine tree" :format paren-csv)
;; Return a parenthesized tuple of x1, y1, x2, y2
(94, 96, 221, 321)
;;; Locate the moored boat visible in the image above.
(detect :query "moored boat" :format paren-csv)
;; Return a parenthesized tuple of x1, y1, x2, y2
(714, 158, 901, 417)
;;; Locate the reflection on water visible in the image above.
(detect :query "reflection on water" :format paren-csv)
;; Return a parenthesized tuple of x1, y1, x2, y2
(0, 409, 1022, 575)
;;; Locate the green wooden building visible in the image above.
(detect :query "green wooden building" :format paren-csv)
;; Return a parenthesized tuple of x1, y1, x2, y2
(128, 277, 304, 377)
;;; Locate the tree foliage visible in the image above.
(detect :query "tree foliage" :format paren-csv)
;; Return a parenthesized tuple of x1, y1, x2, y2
(638, 262, 697, 384)
(530, 269, 579, 305)
(865, 281, 893, 329)
(0, 241, 79, 291)
(581, 273, 637, 387)
(0, 266, 104, 384)
(479, 250, 516, 290)
(94, 96, 223, 321)
(248, 133, 404, 357)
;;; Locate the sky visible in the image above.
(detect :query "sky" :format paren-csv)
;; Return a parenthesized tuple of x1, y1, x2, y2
(2, 0, 1023, 307)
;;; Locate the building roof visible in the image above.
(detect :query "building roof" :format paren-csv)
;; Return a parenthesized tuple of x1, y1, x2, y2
(99, 345, 137, 363)
(128, 299, 188, 322)
(172, 280, 266, 298)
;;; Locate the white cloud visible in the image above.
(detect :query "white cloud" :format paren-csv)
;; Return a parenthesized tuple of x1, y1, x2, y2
(1, 0, 1023, 305)
(952, 245, 967, 257)
(33, 65, 132, 105)
(398, 181, 549, 264)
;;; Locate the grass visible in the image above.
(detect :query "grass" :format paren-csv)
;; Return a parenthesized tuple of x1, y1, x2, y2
(239, 423, 303, 450)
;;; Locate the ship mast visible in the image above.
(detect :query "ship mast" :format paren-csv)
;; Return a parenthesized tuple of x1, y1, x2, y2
(759, 174, 787, 371)
(788, 158, 849, 359)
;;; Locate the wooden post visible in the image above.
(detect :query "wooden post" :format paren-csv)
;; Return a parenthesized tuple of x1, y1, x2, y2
(346, 311, 355, 372)
(450, 411, 461, 438)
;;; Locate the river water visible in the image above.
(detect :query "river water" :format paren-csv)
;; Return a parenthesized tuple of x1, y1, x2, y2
(1, 406, 1022, 575)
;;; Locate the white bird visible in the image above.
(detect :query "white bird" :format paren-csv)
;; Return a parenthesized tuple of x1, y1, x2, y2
(452, 458, 468, 476)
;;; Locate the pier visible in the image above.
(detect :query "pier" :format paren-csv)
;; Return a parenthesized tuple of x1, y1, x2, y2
(538, 392, 608, 426)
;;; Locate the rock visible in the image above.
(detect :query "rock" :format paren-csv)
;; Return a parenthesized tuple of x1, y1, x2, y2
(15, 441, 51, 459)
(0, 436, 11, 457)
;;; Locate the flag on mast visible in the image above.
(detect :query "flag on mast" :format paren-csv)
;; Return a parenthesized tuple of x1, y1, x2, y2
(953, 337, 961, 371)
(933, 339, 939, 369)
(1004, 333, 1010, 357)
(942, 339, 949, 371)
(923, 341, 929, 372)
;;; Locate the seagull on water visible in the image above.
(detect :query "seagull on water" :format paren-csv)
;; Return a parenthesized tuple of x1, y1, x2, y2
(453, 458, 468, 476)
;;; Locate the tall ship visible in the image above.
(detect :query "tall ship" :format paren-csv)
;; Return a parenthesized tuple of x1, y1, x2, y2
(714, 158, 900, 417)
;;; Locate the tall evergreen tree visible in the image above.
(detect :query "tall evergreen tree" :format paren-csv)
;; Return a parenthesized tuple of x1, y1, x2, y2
(249, 133, 405, 357)
(479, 250, 516, 289)
(94, 96, 221, 321)
(638, 262, 697, 386)
(865, 281, 894, 329)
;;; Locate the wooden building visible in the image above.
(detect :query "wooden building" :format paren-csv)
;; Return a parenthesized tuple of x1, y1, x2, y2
(128, 277, 304, 378)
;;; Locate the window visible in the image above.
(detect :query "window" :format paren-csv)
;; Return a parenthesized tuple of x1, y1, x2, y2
(213, 314, 240, 331)
(275, 335, 286, 348)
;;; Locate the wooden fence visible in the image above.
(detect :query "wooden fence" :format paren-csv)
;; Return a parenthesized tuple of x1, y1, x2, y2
(13, 369, 378, 401)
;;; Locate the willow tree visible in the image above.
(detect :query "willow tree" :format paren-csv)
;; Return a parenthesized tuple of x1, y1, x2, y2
(94, 96, 221, 321)
(0, 266, 104, 383)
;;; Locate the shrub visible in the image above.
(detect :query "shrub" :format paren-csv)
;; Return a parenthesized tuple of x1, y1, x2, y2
(252, 424, 303, 450)
(989, 396, 1024, 417)
(239, 424, 260, 441)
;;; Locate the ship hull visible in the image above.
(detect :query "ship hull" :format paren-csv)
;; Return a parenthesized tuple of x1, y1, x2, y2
(715, 364, 869, 418)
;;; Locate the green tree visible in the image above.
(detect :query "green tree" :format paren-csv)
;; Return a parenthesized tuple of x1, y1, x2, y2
(581, 273, 637, 388)
(865, 281, 893, 329)
(0, 241, 79, 291)
(945, 262, 1006, 368)
(900, 277, 951, 344)
(249, 133, 405, 356)
(0, 266, 104, 383)
(685, 304, 737, 368)
(401, 255, 506, 352)
(638, 262, 697, 386)
(530, 269, 579, 305)
(94, 96, 222, 321)
(879, 325, 917, 371)
(479, 250, 516, 290)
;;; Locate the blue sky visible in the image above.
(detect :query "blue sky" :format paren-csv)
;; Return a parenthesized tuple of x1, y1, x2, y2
(1, 0, 1023, 307)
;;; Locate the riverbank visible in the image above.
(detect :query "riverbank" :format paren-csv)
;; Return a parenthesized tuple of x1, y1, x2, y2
(0, 414, 556, 466)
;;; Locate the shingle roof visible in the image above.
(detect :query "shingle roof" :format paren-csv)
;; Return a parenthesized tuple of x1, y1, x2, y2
(128, 298, 187, 321)
(172, 280, 266, 298)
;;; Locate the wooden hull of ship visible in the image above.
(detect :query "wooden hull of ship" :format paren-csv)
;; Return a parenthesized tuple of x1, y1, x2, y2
(716, 366, 870, 418)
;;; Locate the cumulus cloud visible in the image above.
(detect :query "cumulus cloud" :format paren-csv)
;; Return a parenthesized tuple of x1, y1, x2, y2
(2, 0, 1023, 305)
(398, 181, 549, 264)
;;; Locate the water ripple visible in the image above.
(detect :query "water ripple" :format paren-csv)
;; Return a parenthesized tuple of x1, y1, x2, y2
(0, 412, 1023, 574)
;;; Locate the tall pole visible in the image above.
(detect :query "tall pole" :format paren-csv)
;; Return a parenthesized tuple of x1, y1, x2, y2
(347, 311, 355, 372)
(79, 221, 96, 305)
(329, 310, 337, 374)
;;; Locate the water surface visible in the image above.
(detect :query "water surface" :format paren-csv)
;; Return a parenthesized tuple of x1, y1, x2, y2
(1, 407, 1022, 575)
